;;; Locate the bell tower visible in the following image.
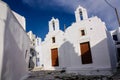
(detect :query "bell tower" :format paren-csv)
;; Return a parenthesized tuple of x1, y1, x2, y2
(75, 5, 88, 22)
(49, 17, 60, 32)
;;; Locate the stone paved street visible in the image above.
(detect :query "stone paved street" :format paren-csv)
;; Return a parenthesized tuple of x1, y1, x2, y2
(24, 68, 120, 80)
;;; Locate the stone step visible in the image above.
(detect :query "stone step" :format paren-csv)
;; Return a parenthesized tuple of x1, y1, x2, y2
(24, 70, 120, 80)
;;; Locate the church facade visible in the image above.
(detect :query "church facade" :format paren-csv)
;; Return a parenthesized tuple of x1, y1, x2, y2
(39, 6, 117, 75)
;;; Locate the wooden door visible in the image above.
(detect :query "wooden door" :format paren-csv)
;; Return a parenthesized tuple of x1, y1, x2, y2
(80, 42, 92, 64)
(51, 48, 59, 66)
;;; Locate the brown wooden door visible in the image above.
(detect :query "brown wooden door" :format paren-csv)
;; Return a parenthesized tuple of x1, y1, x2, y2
(80, 42, 92, 64)
(51, 48, 59, 66)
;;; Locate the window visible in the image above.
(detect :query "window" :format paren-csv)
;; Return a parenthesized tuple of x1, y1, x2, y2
(52, 37, 55, 43)
(81, 30, 85, 36)
(33, 43, 35, 46)
(25, 50, 28, 59)
(37, 39, 39, 45)
(37, 58, 40, 62)
(36, 58, 40, 66)
(79, 9, 83, 20)
(113, 35, 118, 41)
(33, 39, 34, 42)
(52, 21, 55, 30)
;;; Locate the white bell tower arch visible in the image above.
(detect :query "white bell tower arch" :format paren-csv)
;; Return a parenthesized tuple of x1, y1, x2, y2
(49, 17, 60, 32)
(75, 5, 88, 22)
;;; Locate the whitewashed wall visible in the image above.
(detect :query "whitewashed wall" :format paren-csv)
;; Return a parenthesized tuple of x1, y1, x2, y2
(12, 11, 26, 30)
(65, 16, 117, 75)
(42, 30, 65, 70)
(39, 6, 117, 75)
(0, 1, 30, 80)
(106, 30, 117, 70)
(42, 16, 117, 75)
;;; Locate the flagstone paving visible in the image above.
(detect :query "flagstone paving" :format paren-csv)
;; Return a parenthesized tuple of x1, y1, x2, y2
(24, 68, 120, 80)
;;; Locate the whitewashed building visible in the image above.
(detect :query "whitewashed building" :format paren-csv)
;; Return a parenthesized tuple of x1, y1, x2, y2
(42, 17, 65, 69)
(12, 11, 26, 30)
(27, 31, 36, 47)
(27, 31, 42, 67)
(0, 1, 30, 80)
(110, 27, 120, 63)
(35, 37, 43, 67)
(41, 6, 117, 75)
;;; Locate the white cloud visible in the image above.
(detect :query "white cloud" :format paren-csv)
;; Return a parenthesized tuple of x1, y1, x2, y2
(22, 0, 120, 30)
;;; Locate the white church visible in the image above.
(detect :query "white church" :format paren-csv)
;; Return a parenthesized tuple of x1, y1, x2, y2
(35, 6, 118, 75)
(0, 0, 119, 79)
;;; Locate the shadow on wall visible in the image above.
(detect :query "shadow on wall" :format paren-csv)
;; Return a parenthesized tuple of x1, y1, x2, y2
(90, 37, 117, 75)
(2, 19, 28, 80)
(0, 6, 32, 79)
(91, 38, 109, 66)
(54, 37, 117, 75)
(54, 41, 78, 70)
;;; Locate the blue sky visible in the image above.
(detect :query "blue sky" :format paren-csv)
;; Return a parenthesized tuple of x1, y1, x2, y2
(2, 0, 120, 40)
